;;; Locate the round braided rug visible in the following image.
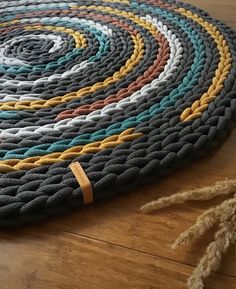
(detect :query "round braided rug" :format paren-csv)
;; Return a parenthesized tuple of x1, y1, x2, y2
(0, 0, 235, 226)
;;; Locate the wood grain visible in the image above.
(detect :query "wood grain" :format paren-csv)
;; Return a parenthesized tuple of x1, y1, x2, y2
(1, 227, 236, 289)
(0, 1, 236, 289)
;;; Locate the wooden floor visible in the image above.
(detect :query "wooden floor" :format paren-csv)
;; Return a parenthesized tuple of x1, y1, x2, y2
(1, 1, 236, 289)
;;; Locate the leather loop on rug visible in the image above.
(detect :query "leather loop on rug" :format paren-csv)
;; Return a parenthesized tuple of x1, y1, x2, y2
(69, 162, 93, 204)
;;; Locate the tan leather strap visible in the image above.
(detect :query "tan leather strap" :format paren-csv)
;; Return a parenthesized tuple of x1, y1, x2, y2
(69, 162, 93, 204)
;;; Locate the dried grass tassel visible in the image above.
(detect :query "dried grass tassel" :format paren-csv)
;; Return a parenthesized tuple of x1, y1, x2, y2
(173, 197, 236, 249)
(140, 179, 236, 213)
(188, 213, 236, 289)
(141, 179, 236, 289)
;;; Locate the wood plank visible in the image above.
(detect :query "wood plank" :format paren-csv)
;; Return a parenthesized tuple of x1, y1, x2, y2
(0, 227, 235, 289)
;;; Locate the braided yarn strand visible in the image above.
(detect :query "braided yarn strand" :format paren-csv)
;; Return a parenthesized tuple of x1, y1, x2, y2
(0, 0, 235, 227)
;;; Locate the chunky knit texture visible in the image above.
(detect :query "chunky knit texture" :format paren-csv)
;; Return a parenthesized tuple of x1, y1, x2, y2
(0, 0, 235, 226)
